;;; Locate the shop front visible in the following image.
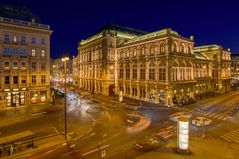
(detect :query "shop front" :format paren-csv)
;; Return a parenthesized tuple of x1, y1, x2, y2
(4, 88, 26, 107)
(30, 90, 47, 104)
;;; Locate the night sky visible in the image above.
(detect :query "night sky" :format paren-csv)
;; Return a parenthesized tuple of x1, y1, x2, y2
(3, 0, 239, 58)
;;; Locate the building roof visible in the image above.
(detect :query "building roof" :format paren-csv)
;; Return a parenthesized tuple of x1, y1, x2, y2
(79, 23, 147, 46)
(194, 52, 210, 60)
(123, 28, 179, 45)
(0, 2, 41, 23)
(100, 23, 148, 36)
(194, 45, 223, 52)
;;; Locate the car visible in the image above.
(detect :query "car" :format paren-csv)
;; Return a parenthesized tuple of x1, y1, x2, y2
(191, 117, 212, 127)
(134, 135, 164, 152)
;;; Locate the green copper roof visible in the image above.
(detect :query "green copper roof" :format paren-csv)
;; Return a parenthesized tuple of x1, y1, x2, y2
(194, 52, 210, 60)
(123, 28, 179, 45)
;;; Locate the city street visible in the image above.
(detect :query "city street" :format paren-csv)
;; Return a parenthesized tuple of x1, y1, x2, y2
(0, 90, 238, 158)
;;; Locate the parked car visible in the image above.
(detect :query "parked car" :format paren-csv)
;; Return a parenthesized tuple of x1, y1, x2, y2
(134, 135, 164, 152)
(191, 117, 212, 127)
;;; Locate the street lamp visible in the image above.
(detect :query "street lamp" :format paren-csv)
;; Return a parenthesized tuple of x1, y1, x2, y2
(62, 56, 69, 141)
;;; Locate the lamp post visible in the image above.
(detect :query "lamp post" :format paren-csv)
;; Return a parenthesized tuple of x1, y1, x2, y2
(62, 56, 69, 141)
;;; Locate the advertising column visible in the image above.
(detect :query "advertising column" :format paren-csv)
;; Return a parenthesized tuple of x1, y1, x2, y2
(177, 117, 190, 154)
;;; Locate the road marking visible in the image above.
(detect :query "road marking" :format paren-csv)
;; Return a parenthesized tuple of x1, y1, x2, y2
(213, 114, 221, 118)
(217, 115, 226, 120)
(31, 111, 47, 116)
(68, 132, 75, 135)
(82, 144, 110, 156)
(90, 132, 95, 136)
(208, 113, 216, 117)
(87, 128, 93, 133)
(222, 116, 230, 121)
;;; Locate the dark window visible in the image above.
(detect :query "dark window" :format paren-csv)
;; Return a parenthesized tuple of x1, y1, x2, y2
(140, 69, 145, 80)
(13, 76, 18, 84)
(5, 76, 10, 84)
(32, 75, 36, 84)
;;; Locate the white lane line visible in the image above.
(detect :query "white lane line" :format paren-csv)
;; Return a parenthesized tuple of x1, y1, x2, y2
(90, 132, 95, 136)
(31, 111, 47, 116)
(217, 115, 226, 120)
(208, 113, 216, 117)
(222, 117, 230, 121)
(213, 114, 221, 118)
(82, 144, 110, 156)
(87, 128, 93, 133)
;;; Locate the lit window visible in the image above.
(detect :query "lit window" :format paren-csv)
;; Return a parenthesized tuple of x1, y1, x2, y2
(31, 49, 36, 56)
(13, 36, 17, 42)
(41, 50, 45, 57)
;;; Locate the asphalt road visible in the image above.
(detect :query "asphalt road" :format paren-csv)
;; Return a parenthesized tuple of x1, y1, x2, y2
(1, 91, 239, 159)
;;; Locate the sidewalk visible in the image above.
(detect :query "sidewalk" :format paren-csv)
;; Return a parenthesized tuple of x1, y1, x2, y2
(4, 135, 65, 159)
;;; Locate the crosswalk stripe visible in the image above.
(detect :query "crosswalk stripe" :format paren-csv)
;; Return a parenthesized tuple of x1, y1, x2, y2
(217, 115, 226, 120)
(208, 113, 216, 117)
(224, 134, 239, 143)
(203, 112, 212, 116)
(220, 136, 232, 142)
(230, 131, 239, 136)
(213, 114, 221, 118)
(222, 117, 230, 121)
(234, 129, 239, 133)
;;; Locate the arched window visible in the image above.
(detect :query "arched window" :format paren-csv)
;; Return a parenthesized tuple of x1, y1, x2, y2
(141, 47, 146, 56)
(133, 48, 137, 57)
(173, 42, 178, 52)
(160, 43, 165, 53)
(180, 43, 186, 53)
(150, 45, 155, 55)
(149, 62, 155, 80)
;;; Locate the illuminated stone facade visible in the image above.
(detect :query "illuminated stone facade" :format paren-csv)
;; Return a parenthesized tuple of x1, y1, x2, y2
(76, 24, 231, 105)
(0, 11, 52, 107)
(231, 54, 239, 83)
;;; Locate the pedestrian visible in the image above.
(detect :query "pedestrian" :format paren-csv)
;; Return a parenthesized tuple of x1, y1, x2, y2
(9, 144, 14, 156)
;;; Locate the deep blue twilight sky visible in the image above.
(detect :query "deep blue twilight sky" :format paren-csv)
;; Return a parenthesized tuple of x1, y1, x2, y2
(3, 0, 239, 58)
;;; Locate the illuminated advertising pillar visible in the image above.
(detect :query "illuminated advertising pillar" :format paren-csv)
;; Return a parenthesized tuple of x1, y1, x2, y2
(177, 117, 190, 154)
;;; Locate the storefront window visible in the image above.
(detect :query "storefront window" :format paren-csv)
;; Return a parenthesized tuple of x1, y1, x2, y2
(40, 91, 47, 102)
(30, 91, 38, 104)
